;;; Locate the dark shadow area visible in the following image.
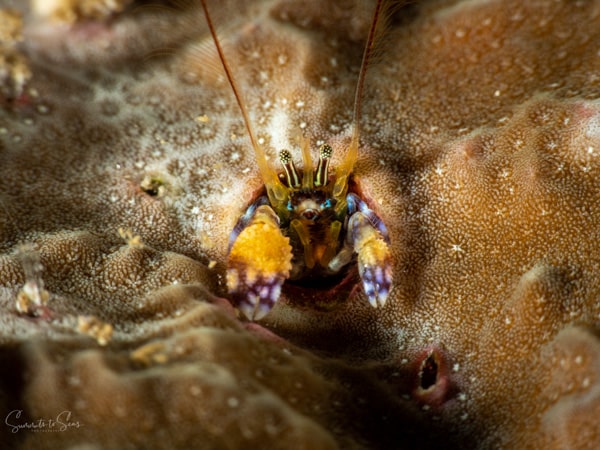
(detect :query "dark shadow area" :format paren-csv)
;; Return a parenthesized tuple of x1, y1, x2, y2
(0, 344, 29, 450)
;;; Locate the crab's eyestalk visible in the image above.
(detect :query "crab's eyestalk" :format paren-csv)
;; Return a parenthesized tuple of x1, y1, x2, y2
(279, 150, 301, 188)
(314, 144, 332, 187)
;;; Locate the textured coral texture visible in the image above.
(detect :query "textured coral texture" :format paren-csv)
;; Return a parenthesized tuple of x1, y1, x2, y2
(0, 0, 599, 448)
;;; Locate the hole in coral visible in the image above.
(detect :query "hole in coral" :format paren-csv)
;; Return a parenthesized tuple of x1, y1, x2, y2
(419, 352, 438, 390)
(140, 175, 164, 197)
(412, 346, 456, 408)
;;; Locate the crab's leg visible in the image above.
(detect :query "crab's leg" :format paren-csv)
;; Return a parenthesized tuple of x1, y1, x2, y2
(226, 199, 293, 320)
(345, 193, 392, 307)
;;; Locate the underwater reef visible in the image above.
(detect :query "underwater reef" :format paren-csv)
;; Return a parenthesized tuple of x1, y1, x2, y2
(0, 0, 599, 448)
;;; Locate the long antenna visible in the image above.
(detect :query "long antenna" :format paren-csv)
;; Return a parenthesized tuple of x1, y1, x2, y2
(334, 0, 386, 198)
(199, 0, 285, 202)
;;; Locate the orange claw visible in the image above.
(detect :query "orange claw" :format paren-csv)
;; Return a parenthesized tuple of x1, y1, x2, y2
(226, 205, 293, 320)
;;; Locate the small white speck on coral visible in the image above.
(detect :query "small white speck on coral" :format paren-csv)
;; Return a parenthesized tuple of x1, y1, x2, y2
(190, 385, 201, 396)
(451, 244, 463, 253)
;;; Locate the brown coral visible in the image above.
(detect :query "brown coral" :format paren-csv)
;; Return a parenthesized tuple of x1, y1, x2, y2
(1, 0, 600, 448)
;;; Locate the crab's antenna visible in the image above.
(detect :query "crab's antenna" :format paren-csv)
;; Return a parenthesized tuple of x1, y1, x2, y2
(199, 0, 286, 203)
(333, 0, 387, 198)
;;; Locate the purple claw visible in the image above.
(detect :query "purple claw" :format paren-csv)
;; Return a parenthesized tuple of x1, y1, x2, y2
(228, 269, 285, 320)
(347, 199, 393, 308)
(360, 261, 393, 307)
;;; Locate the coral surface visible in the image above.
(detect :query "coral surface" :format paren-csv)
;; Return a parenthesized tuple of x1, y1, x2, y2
(1, 0, 600, 448)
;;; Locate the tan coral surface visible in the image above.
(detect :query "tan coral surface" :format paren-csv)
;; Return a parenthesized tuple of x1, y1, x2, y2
(1, 0, 600, 449)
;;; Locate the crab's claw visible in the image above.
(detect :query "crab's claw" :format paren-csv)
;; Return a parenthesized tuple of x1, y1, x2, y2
(347, 197, 393, 307)
(226, 204, 292, 320)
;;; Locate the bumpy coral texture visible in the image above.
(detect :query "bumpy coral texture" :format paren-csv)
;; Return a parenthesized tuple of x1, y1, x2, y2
(0, 0, 599, 448)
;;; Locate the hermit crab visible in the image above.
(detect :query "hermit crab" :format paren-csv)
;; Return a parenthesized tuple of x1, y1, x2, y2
(200, 0, 393, 320)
